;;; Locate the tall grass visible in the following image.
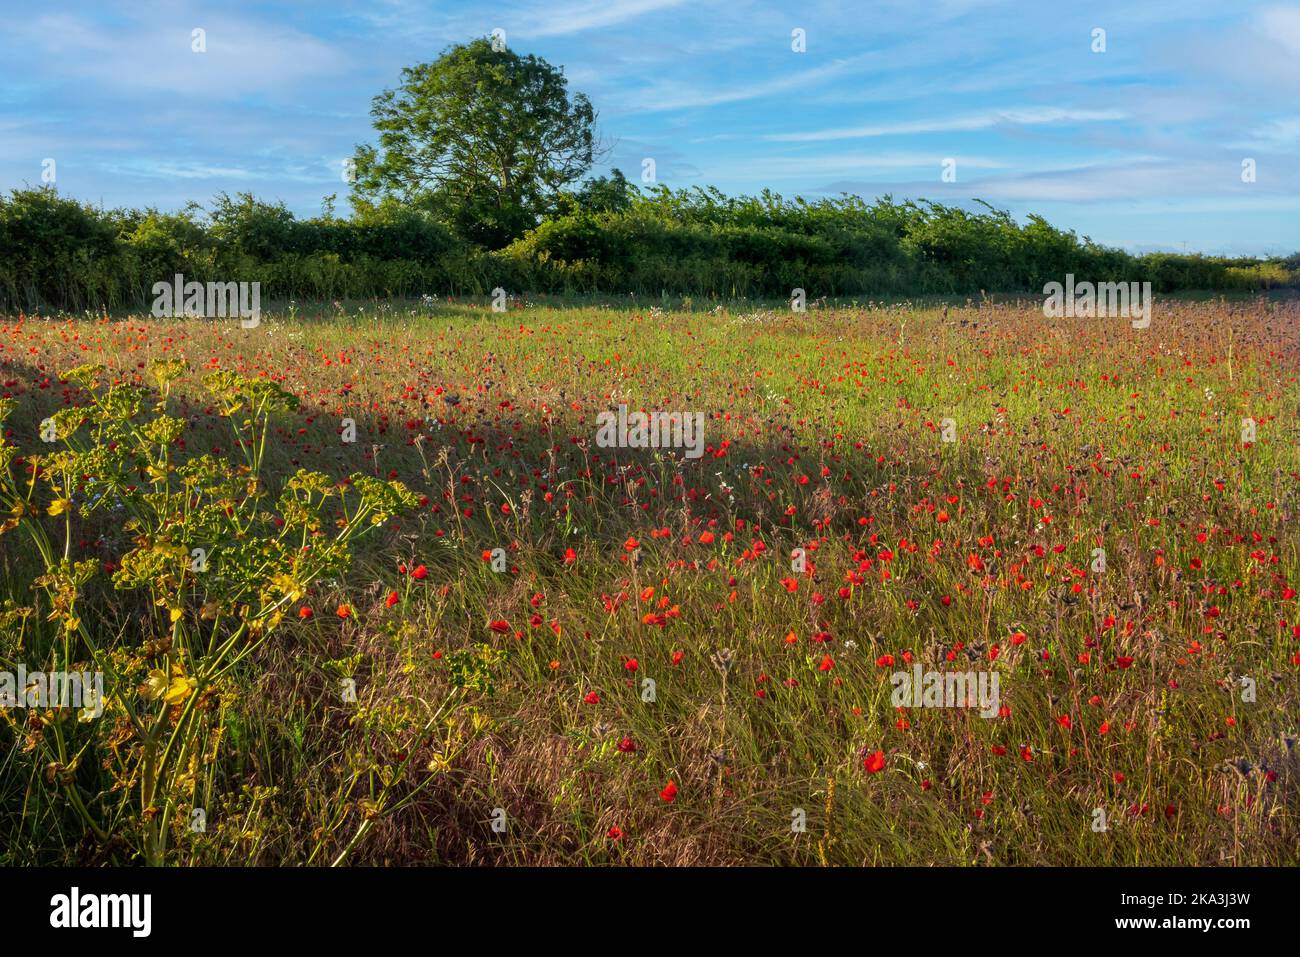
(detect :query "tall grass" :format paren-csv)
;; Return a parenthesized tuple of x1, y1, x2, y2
(0, 297, 1295, 865)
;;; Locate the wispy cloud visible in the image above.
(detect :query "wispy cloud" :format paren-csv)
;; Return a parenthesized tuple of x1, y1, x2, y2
(10, 12, 344, 99)
(623, 53, 874, 112)
(0, 0, 1296, 253)
(518, 0, 690, 38)
(766, 108, 1129, 143)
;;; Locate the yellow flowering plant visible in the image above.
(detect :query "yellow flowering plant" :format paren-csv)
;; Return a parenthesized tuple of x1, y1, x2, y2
(0, 362, 417, 864)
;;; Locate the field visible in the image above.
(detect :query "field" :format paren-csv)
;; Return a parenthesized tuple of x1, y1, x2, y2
(1, 295, 1297, 866)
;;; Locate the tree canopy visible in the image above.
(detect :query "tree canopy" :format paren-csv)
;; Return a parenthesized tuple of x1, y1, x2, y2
(350, 38, 596, 248)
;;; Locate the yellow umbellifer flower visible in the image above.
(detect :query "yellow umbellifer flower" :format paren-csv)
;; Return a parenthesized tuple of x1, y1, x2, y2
(141, 669, 169, 700)
(271, 573, 305, 603)
(47, 498, 73, 516)
(163, 676, 196, 705)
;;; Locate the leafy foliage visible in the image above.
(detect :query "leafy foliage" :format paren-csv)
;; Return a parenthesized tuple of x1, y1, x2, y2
(350, 38, 597, 248)
(0, 365, 417, 864)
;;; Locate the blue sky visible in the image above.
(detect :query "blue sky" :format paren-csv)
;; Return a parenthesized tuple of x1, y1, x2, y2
(2, 0, 1298, 255)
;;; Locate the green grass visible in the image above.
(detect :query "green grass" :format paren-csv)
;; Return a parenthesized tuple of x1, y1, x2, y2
(1, 296, 1297, 865)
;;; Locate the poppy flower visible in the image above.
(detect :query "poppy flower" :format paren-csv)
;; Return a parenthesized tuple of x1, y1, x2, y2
(863, 750, 886, 773)
(660, 780, 678, 802)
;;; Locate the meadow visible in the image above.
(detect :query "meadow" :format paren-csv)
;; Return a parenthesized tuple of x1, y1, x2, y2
(1, 294, 1297, 866)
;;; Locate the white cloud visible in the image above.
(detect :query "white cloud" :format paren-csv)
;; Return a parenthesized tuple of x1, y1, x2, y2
(12, 13, 344, 99)
(519, 0, 690, 37)
(1255, 4, 1300, 55)
(623, 53, 874, 112)
(766, 108, 1129, 143)
(727, 152, 1011, 179)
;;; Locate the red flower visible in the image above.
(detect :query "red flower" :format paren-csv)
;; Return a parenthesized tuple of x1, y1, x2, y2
(606, 826, 623, 840)
(488, 619, 511, 633)
(583, 691, 600, 704)
(410, 564, 428, 580)
(298, 607, 313, 619)
(660, 780, 678, 803)
(617, 737, 636, 753)
(385, 591, 399, 608)
(335, 604, 351, 619)
(863, 750, 886, 774)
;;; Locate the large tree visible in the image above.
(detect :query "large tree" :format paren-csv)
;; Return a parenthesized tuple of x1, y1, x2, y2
(351, 38, 597, 248)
